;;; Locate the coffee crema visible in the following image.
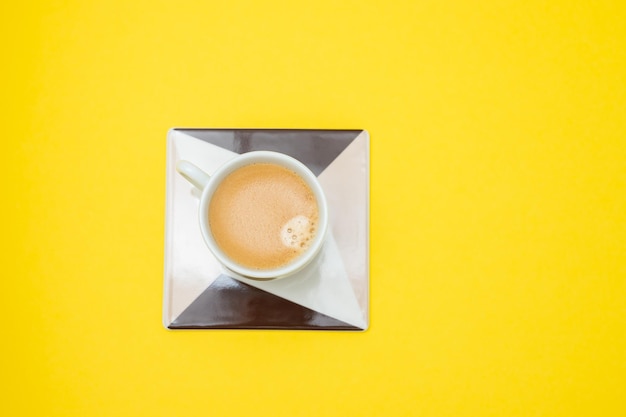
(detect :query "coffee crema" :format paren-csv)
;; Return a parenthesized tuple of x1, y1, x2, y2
(208, 163, 319, 270)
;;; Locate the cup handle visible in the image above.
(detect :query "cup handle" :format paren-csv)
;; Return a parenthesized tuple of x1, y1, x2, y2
(176, 160, 211, 190)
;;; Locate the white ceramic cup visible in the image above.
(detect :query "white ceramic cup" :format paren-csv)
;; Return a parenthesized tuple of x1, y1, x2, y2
(176, 151, 328, 280)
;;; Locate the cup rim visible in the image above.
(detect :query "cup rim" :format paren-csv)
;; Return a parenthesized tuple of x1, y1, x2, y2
(198, 151, 328, 279)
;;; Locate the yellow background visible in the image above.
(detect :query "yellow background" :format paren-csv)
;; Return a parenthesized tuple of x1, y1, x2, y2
(2, 1, 625, 415)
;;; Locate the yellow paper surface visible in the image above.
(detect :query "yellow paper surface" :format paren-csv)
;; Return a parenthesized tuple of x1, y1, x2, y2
(2, 1, 625, 416)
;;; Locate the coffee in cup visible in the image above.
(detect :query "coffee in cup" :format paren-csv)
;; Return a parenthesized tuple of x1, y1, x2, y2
(208, 162, 319, 270)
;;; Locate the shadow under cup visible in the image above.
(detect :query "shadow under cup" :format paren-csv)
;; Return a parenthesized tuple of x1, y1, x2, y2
(192, 151, 329, 280)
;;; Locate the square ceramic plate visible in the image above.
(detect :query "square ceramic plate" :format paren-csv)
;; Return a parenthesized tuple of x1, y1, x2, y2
(163, 129, 369, 330)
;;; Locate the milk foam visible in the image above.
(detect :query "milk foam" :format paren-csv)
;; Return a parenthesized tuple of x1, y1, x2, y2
(280, 215, 316, 251)
(208, 162, 319, 270)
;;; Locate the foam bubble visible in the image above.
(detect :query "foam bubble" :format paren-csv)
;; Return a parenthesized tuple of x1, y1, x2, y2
(280, 215, 316, 250)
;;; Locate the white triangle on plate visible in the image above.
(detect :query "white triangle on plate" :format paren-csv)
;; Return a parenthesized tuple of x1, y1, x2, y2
(163, 130, 238, 325)
(317, 130, 370, 325)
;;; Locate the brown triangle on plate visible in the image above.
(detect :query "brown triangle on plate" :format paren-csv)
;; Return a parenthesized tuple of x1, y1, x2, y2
(175, 129, 363, 176)
(169, 275, 360, 330)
